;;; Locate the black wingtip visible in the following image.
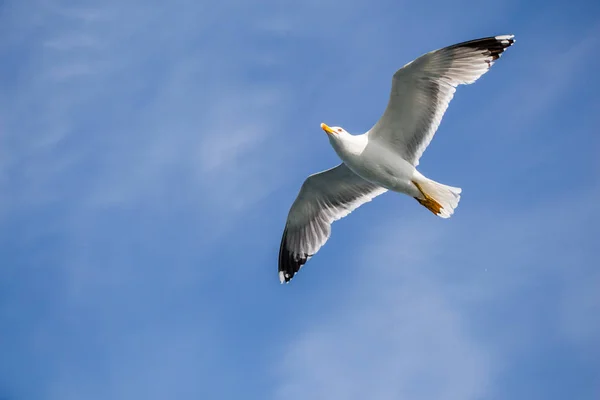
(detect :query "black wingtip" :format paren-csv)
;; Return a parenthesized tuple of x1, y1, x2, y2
(453, 34, 515, 63)
(278, 228, 309, 284)
(486, 35, 515, 61)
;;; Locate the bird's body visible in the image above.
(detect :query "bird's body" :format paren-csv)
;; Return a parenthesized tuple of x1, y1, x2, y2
(329, 133, 421, 198)
(279, 35, 516, 283)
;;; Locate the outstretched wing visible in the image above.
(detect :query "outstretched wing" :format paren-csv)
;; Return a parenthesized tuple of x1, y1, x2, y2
(368, 35, 515, 166)
(279, 163, 387, 283)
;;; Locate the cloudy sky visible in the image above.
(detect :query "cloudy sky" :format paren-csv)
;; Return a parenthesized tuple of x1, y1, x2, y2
(1, 0, 599, 399)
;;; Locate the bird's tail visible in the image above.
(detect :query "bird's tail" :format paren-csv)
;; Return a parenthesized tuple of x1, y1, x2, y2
(412, 178, 462, 218)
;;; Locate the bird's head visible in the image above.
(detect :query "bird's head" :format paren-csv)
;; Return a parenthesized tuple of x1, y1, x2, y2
(320, 122, 366, 156)
(321, 123, 353, 150)
(320, 122, 349, 138)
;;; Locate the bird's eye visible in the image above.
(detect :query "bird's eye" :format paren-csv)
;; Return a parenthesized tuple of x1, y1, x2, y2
(337, 128, 342, 132)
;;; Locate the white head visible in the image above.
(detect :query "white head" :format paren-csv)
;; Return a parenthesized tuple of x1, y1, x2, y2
(320, 122, 350, 139)
(320, 122, 366, 156)
(321, 124, 349, 136)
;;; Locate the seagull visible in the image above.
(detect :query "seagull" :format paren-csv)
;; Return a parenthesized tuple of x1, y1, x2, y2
(279, 35, 515, 283)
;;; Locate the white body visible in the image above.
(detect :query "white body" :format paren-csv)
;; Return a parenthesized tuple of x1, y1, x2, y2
(327, 132, 422, 198)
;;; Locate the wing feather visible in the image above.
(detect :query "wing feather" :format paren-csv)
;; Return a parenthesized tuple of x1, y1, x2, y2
(278, 163, 387, 283)
(368, 35, 515, 166)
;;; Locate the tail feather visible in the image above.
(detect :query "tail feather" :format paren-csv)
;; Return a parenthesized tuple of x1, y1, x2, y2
(413, 179, 462, 218)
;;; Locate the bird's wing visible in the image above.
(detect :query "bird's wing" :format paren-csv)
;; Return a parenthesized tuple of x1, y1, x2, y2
(368, 35, 515, 166)
(279, 163, 387, 283)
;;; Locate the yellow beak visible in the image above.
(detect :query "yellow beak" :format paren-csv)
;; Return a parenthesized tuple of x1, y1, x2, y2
(321, 123, 336, 135)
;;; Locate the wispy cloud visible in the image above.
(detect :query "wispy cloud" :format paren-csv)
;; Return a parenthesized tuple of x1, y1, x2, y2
(1, 2, 297, 398)
(1, 1, 291, 214)
(272, 182, 600, 399)
(274, 237, 493, 400)
(1, 0, 599, 399)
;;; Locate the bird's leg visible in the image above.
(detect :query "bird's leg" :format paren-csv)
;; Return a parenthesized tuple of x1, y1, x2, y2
(411, 180, 442, 215)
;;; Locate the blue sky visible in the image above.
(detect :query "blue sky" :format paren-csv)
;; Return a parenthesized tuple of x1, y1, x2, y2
(1, 0, 599, 399)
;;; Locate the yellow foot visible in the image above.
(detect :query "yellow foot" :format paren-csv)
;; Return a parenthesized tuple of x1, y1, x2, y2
(412, 180, 442, 216)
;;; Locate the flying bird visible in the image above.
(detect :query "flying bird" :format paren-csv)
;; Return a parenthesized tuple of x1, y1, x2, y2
(279, 35, 515, 283)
